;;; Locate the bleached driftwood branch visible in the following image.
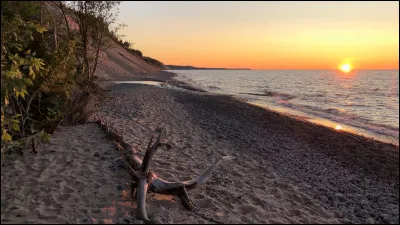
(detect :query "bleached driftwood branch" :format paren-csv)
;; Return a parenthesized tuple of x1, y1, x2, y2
(95, 118, 231, 222)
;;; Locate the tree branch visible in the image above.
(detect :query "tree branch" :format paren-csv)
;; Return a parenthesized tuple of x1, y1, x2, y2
(58, 1, 81, 64)
(42, 2, 58, 52)
(140, 131, 162, 174)
(94, 121, 231, 223)
(22, 89, 39, 130)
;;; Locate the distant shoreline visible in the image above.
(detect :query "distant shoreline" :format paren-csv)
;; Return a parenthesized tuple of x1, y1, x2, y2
(166, 65, 251, 70)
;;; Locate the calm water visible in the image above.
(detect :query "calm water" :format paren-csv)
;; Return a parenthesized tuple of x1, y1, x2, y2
(170, 70, 399, 145)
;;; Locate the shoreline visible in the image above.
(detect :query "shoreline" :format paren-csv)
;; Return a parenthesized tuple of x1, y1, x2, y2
(110, 70, 399, 148)
(170, 71, 399, 147)
(168, 70, 399, 147)
(95, 76, 398, 223)
(247, 101, 399, 147)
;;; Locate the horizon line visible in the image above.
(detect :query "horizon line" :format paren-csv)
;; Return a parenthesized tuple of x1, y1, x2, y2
(166, 68, 400, 71)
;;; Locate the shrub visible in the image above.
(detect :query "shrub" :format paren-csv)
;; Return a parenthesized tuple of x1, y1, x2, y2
(1, 1, 120, 156)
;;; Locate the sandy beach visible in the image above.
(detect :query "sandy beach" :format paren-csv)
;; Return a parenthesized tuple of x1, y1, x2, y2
(0, 124, 147, 224)
(1, 71, 399, 224)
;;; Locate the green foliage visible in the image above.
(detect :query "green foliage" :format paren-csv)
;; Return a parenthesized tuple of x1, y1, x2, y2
(130, 49, 143, 58)
(143, 56, 165, 69)
(122, 41, 131, 49)
(1, 1, 77, 155)
(1, 1, 159, 157)
(115, 38, 164, 68)
(2, 1, 124, 156)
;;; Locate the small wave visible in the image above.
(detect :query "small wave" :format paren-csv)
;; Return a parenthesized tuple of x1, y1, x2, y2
(324, 108, 348, 114)
(299, 105, 356, 118)
(273, 93, 296, 101)
(358, 120, 399, 133)
(334, 93, 349, 98)
(291, 104, 399, 134)
(241, 92, 271, 96)
(242, 90, 296, 101)
(344, 103, 366, 107)
(305, 93, 325, 97)
(208, 85, 220, 90)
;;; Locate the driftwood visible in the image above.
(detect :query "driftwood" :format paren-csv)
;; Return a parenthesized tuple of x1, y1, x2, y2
(96, 119, 231, 222)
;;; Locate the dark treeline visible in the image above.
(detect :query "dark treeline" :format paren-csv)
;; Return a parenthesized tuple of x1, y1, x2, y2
(114, 38, 166, 69)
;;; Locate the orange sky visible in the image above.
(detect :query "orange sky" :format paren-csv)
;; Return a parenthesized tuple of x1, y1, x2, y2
(117, 1, 399, 70)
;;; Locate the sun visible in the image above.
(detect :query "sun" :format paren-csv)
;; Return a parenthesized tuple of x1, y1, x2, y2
(339, 63, 352, 73)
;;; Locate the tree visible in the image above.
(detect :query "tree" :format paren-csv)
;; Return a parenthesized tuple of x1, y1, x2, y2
(122, 41, 131, 49)
(57, 1, 122, 124)
(59, 1, 121, 86)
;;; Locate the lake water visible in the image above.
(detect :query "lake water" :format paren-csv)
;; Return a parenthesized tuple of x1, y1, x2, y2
(170, 69, 399, 145)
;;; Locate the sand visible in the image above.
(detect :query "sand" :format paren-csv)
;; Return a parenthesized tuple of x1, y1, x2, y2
(1, 71, 398, 224)
(1, 124, 141, 224)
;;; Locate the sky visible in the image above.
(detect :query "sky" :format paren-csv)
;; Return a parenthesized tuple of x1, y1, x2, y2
(116, 1, 399, 70)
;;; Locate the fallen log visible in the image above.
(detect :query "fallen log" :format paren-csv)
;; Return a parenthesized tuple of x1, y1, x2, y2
(94, 118, 231, 222)
(129, 129, 232, 222)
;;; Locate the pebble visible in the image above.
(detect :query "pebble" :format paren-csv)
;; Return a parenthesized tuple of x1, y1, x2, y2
(94, 152, 100, 157)
(393, 216, 399, 224)
(365, 217, 375, 224)
(333, 200, 339, 208)
(381, 214, 390, 223)
(335, 193, 344, 201)
(319, 196, 328, 203)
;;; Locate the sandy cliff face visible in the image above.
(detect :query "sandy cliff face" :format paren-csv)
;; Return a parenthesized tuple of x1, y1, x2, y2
(95, 41, 165, 80)
(45, 2, 164, 80)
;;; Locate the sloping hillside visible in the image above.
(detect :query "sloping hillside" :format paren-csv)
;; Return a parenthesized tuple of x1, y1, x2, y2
(95, 41, 165, 80)
(45, 2, 165, 81)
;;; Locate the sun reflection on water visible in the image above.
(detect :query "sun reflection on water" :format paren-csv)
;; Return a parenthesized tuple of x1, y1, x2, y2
(335, 125, 343, 130)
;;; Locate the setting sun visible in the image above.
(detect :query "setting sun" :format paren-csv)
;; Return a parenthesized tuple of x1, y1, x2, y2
(340, 64, 352, 73)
